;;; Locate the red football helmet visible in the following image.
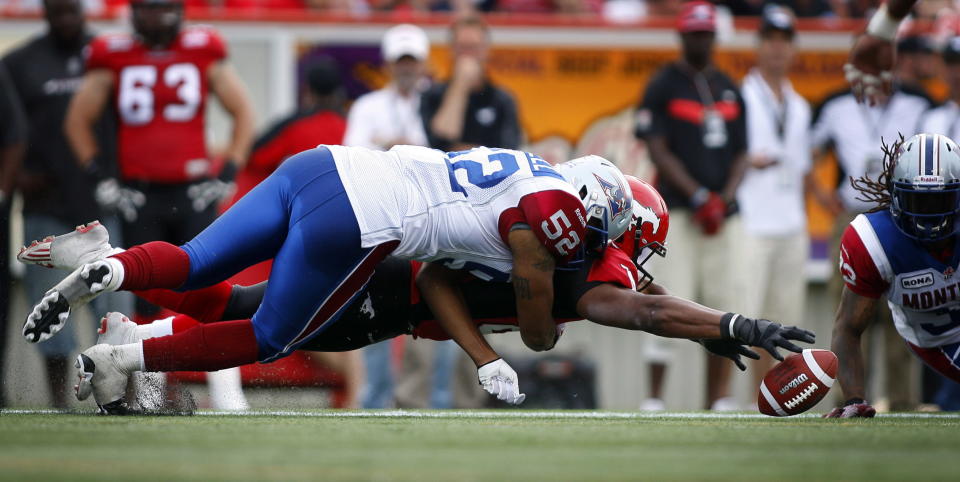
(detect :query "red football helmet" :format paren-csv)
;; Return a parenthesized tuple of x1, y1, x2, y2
(616, 176, 669, 291)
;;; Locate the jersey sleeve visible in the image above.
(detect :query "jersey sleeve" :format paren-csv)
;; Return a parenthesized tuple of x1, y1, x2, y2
(634, 69, 671, 140)
(181, 26, 228, 61)
(498, 189, 588, 262)
(84, 36, 114, 71)
(839, 224, 889, 298)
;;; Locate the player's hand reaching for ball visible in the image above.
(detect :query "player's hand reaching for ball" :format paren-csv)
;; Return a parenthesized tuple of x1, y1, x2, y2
(824, 398, 877, 418)
(721, 313, 816, 361)
(699, 339, 760, 371)
(477, 358, 526, 405)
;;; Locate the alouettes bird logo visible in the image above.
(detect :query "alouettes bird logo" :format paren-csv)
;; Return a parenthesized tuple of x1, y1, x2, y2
(593, 173, 629, 220)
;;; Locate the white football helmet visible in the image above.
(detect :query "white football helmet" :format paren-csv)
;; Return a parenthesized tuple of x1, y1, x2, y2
(890, 133, 960, 241)
(555, 155, 633, 249)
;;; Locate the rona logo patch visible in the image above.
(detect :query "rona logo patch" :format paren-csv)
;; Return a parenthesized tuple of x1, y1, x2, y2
(901, 273, 935, 289)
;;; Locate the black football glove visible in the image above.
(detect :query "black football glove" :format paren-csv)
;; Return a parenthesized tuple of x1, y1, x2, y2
(699, 339, 760, 371)
(187, 161, 238, 213)
(85, 155, 145, 222)
(721, 313, 816, 361)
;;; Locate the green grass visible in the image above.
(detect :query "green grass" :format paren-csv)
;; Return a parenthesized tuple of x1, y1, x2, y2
(1, 411, 958, 481)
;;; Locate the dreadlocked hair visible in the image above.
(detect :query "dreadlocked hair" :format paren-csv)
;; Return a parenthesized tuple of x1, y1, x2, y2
(850, 134, 904, 214)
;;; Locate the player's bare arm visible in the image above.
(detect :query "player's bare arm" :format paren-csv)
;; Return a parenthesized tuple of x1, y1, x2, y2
(577, 283, 814, 360)
(64, 68, 113, 166)
(508, 227, 559, 352)
(830, 286, 878, 403)
(207, 61, 255, 166)
(847, 0, 918, 104)
(415, 260, 500, 367)
(577, 283, 723, 339)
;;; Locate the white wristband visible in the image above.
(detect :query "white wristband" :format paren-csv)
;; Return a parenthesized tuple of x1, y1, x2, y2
(866, 4, 902, 41)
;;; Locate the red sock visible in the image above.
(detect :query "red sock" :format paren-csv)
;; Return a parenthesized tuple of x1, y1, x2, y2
(133, 281, 233, 323)
(171, 314, 201, 333)
(142, 319, 259, 372)
(111, 242, 190, 291)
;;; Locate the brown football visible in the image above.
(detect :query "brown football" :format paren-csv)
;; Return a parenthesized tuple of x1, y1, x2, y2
(758, 349, 838, 417)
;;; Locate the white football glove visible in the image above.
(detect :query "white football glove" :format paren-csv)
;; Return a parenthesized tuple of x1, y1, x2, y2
(477, 358, 526, 405)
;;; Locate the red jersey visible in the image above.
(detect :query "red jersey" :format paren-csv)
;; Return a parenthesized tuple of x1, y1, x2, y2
(85, 26, 227, 183)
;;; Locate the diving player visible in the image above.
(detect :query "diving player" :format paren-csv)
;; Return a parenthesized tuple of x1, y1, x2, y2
(24, 148, 631, 412)
(24, 176, 815, 413)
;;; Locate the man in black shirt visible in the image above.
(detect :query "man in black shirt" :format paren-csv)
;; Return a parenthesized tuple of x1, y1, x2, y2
(634, 1, 749, 411)
(420, 14, 522, 151)
(3, 0, 132, 408)
(0, 63, 26, 409)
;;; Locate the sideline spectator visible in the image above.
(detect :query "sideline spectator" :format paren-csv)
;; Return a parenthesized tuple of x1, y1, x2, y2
(811, 36, 932, 411)
(894, 34, 938, 99)
(344, 24, 430, 409)
(737, 5, 812, 401)
(2, 0, 132, 409)
(634, 1, 748, 411)
(421, 14, 522, 151)
(0, 63, 25, 409)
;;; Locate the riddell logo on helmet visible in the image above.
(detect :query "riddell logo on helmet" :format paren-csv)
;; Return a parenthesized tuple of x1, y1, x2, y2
(914, 176, 944, 184)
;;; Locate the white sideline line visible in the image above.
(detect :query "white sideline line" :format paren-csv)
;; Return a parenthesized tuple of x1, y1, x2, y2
(3, 409, 960, 419)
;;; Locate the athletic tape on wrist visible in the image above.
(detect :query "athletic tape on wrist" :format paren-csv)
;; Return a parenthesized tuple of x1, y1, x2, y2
(866, 4, 901, 41)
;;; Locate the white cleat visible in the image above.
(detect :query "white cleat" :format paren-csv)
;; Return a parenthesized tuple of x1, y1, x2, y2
(96, 312, 139, 346)
(23, 258, 125, 343)
(75, 344, 135, 414)
(18, 220, 123, 271)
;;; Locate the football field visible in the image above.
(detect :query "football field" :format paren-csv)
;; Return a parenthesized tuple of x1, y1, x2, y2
(2, 410, 958, 481)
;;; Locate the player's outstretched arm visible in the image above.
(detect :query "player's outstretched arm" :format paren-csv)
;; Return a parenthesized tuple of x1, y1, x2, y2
(825, 286, 879, 417)
(577, 284, 815, 357)
(208, 61, 255, 167)
(64, 69, 113, 167)
(417, 261, 526, 405)
(508, 228, 560, 352)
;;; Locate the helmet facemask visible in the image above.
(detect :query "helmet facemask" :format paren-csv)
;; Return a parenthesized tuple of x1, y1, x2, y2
(890, 181, 960, 242)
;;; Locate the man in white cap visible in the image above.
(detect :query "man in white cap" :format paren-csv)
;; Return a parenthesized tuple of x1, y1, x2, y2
(344, 24, 429, 149)
(344, 24, 431, 408)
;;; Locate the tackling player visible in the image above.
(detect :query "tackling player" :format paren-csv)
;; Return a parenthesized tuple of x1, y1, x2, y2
(827, 133, 960, 417)
(24, 176, 815, 413)
(24, 147, 629, 412)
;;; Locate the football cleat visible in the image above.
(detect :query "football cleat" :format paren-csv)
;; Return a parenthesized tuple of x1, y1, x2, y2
(22, 258, 124, 343)
(18, 220, 123, 271)
(96, 312, 140, 346)
(75, 344, 135, 415)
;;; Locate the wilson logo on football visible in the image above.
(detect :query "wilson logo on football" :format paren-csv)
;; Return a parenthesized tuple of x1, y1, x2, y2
(778, 373, 808, 395)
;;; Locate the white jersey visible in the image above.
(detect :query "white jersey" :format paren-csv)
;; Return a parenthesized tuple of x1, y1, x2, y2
(841, 212, 960, 347)
(327, 145, 587, 281)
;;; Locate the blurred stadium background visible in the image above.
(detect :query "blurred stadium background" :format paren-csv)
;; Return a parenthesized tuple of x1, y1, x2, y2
(0, 2, 954, 413)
